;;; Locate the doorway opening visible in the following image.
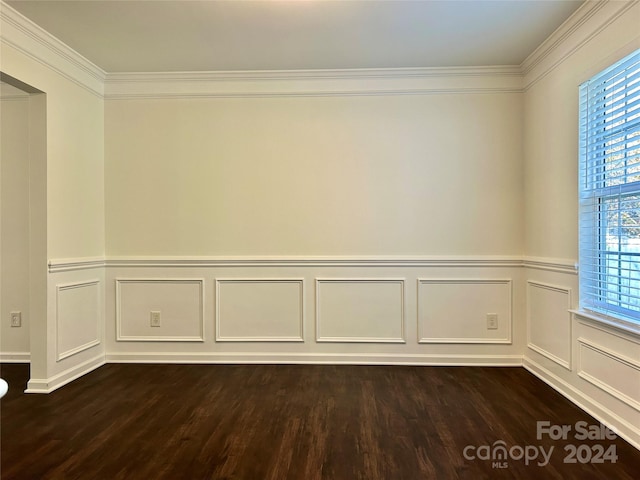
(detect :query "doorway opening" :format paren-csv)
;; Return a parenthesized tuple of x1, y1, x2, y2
(0, 72, 46, 388)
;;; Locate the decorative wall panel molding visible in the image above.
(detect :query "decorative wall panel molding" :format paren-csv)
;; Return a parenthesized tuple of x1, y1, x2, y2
(418, 279, 512, 344)
(315, 278, 405, 343)
(578, 338, 640, 413)
(215, 278, 304, 342)
(116, 279, 205, 342)
(523, 355, 640, 451)
(572, 310, 640, 338)
(527, 281, 572, 370)
(55, 280, 101, 361)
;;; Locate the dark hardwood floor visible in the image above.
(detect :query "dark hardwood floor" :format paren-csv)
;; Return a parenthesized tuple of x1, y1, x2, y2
(1, 364, 638, 479)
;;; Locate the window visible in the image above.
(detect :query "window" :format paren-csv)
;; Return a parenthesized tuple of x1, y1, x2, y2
(579, 49, 640, 326)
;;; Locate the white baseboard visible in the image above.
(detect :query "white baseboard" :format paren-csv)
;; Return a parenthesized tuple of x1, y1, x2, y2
(25, 354, 105, 394)
(0, 352, 30, 363)
(105, 352, 523, 366)
(523, 356, 640, 451)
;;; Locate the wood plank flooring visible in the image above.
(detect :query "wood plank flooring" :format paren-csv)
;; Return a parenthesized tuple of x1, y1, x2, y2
(1, 364, 638, 479)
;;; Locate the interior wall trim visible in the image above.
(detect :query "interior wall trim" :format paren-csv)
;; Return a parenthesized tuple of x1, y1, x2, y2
(104, 66, 523, 99)
(522, 0, 637, 91)
(526, 281, 573, 371)
(0, 352, 30, 363)
(49, 256, 577, 272)
(105, 351, 523, 367)
(215, 278, 305, 342)
(115, 278, 205, 342)
(522, 257, 577, 275)
(48, 257, 106, 273)
(101, 256, 525, 269)
(104, 87, 524, 101)
(0, 1, 105, 96)
(107, 65, 522, 82)
(315, 278, 406, 344)
(25, 353, 105, 394)
(573, 311, 640, 338)
(577, 337, 640, 413)
(524, 355, 640, 451)
(55, 279, 101, 361)
(520, 0, 607, 76)
(417, 278, 513, 344)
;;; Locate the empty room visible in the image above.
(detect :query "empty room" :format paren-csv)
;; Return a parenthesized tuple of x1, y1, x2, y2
(1, 0, 639, 478)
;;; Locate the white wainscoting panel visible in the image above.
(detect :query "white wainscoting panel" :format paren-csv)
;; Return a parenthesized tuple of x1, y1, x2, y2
(116, 279, 204, 342)
(315, 279, 405, 343)
(56, 280, 101, 361)
(578, 338, 640, 413)
(418, 279, 512, 344)
(215, 279, 304, 342)
(527, 281, 572, 370)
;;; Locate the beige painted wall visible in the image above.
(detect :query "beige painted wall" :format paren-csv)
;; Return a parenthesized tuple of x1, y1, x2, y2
(523, 3, 640, 261)
(1, 22, 106, 385)
(106, 93, 523, 256)
(1, 45, 105, 260)
(523, 1, 640, 448)
(1, 85, 30, 354)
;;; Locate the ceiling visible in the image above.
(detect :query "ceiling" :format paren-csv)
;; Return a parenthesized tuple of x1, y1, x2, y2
(6, 0, 585, 73)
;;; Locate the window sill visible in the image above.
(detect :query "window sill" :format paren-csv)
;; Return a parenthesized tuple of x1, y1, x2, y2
(570, 309, 640, 337)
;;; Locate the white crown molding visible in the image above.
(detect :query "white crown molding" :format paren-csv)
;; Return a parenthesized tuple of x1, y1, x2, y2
(522, 0, 639, 91)
(104, 66, 523, 99)
(107, 66, 522, 82)
(0, 0, 105, 97)
(520, 0, 607, 75)
(1, 0, 636, 101)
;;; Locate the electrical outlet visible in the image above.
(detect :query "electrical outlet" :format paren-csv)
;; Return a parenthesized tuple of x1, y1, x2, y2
(10, 311, 22, 327)
(150, 311, 161, 327)
(486, 313, 498, 330)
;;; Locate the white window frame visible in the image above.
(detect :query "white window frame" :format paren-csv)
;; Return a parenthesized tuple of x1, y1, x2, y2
(578, 48, 640, 333)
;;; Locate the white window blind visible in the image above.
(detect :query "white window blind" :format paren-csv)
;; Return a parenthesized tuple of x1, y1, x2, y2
(579, 49, 640, 323)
